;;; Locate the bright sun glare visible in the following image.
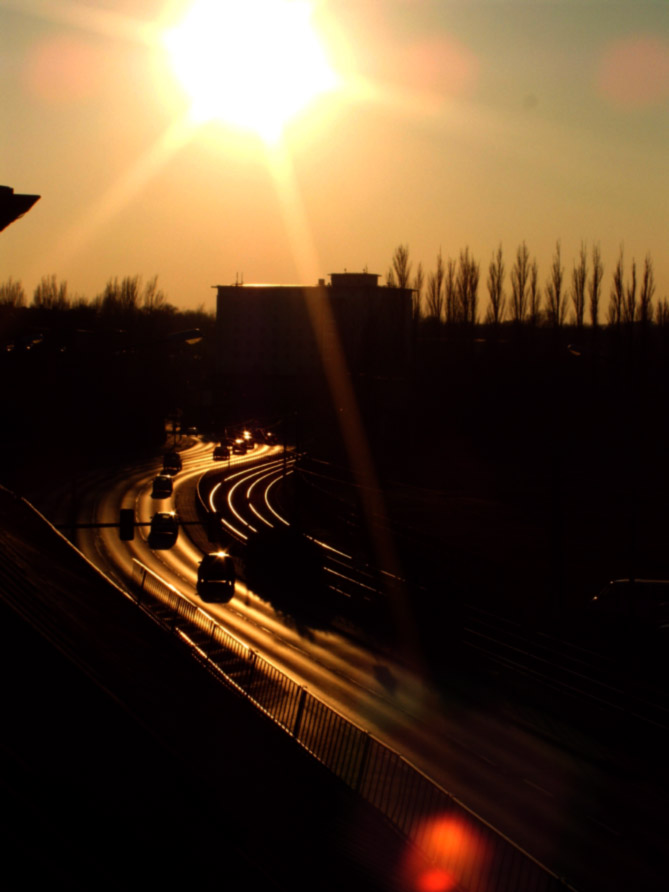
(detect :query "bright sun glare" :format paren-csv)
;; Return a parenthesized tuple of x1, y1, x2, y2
(162, 0, 339, 142)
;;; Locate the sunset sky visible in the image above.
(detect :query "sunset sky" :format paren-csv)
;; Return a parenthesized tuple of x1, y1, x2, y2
(2, 0, 668, 315)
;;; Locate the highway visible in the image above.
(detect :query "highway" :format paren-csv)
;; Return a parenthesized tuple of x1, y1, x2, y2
(70, 437, 667, 892)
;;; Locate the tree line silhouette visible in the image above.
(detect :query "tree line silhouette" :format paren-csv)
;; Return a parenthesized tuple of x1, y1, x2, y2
(387, 241, 664, 329)
(0, 272, 211, 322)
(2, 258, 669, 621)
(0, 274, 215, 492)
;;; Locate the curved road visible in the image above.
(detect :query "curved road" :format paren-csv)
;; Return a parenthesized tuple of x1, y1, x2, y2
(71, 438, 666, 892)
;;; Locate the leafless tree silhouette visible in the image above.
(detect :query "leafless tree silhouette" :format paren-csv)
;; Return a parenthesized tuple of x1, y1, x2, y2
(589, 244, 603, 328)
(95, 275, 172, 317)
(412, 262, 424, 322)
(456, 247, 479, 325)
(528, 259, 541, 326)
(609, 247, 624, 326)
(622, 258, 637, 324)
(510, 241, 530, 323)
(444, 257, 456, 324)
(33, 274, 69, 310)
(545, 241, 566, 327)
(142, 275, 169, 311)
(96, 276, 140, 315)
(656, 297, 669, 327)
(486, 243, 506, 325)
(391, 244, 412, 288)
(570, 242, 587, 328)
(0, 277, 25, 307)
(638, 254, 656, 327)
(425, 249, 445, 321)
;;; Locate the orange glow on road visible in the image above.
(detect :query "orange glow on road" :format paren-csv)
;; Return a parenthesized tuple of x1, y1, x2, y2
(404, 813, 489, 892)
(416, 866, 457, 892)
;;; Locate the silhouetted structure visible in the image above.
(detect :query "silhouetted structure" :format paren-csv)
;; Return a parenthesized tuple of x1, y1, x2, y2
(214, 271, 413, 419)
(0, 185, 40, 232)
(215, 272, 412, 376)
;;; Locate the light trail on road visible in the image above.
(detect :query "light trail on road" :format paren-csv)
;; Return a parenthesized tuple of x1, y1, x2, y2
(70, 437, 668, 892)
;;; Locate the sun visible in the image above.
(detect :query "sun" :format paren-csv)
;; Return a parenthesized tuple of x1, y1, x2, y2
(162, 0, 339, 142)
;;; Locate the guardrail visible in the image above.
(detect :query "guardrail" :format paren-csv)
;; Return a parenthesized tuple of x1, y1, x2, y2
(130, 558, 577, 892)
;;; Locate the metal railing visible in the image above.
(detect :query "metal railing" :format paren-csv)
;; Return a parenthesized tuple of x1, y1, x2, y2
(130, 558, 577, 892)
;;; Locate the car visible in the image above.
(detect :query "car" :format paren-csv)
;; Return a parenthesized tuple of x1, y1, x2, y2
(162, 451, 182, 475)
(149, 511, 179, 548)
(232, 438, 247, 454)
(212, 444, 229, 461)
(185, 425, 199, 435)
(196, 551, 236, 603)
(151, 474, 173, 498)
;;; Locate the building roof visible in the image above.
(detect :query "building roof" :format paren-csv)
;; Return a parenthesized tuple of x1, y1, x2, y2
(0, 185, 40, 232)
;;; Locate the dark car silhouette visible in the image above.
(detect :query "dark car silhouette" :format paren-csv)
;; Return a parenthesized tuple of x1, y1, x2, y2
(162, 451, 182, 475)
(151, 474, 173, 498)
(197, 551, 236, 603)
(149, 511, 179, 548)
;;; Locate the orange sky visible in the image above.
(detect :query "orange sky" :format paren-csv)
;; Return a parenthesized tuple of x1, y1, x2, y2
(2, 1, 668, 316)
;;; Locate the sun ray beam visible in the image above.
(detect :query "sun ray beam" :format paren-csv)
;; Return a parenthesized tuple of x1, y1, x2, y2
(37, 114, 196, 276)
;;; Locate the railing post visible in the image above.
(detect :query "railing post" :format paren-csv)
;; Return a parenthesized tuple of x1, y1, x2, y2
(292, 686, 308, 739)
(136, 567, 147, 605)
(206, 621, 217, 659)
(246, 648, 256, 688)
(169, 594, 179, 632)
(354, 731, 371, 794)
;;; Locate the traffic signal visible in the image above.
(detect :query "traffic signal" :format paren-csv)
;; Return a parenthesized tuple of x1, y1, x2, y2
(119, 508, 135, 541)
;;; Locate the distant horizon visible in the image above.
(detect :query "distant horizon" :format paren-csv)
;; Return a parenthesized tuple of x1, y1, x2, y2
(3, 238, 665, 326)
(2, 1, 667, 313)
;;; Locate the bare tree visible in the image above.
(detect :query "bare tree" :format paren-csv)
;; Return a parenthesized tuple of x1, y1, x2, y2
(622, 258, 637, 324)
(528, 259, 541, 326)
(545, 241, 566, 327)
(486, 243, 506, 325)
(456, 247, 479, 325)
(0, 277, 26, 307)
(444, 257, 456, 324)
(98, 275, 142, 315)
(96, 278, 118, 312)
(142, 275, 168, 312)
(391, 244, 412, 288)
(412, 262, 424, 322)
(386, 267, 397, 287)
(33, 274, 69, 309)
(425, 249, 445, 321)
(656, 297, 669, 327)
(638, 254, 656, 326)
(571, 241, 587, 328)
(510, 241, 530, 323)
(589, 244, 603, 328)
(608, 247, 624, 326)
(121, 276, 142, 313)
